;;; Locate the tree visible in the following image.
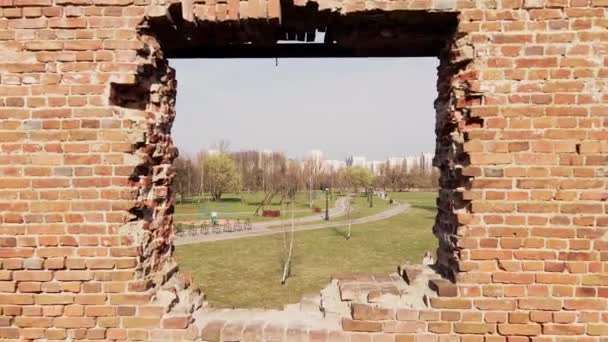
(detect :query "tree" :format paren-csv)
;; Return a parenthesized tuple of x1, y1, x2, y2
(194, 151, 205, 200)
(253, 152, 291, 216)
(204, 153, 242, 201)
(281, 195, 295, 285)
(173, 155, 201, 201)
(340, 166, 374, 192)
(172, 156, 193, 201)
(375, 163, 389, 191)
(345, 198, 353, 240)
(211, 139, 231, 153)
(232, 150, 262, 192)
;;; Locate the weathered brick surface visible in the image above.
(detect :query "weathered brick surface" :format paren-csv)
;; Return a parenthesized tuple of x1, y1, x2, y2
(1, 0, 607, 340)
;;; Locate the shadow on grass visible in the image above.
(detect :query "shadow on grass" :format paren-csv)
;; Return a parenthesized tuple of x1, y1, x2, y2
(180, 198, 242, 204)
(412, 205, 437, 212)
(330, 226, 352, 240)
(217, 198, 243, 203)
(179, 198, 205, 204)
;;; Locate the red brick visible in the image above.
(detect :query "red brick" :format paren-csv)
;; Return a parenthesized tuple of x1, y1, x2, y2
(161, 316, 190, 329)
(351, 304, 394, 321)
(14, 317, 52, 328)
(53, 317, 95, 328)
(542, 324, 585, 335)
(518, 298, 562, 311)
(342, 318, 383, 332)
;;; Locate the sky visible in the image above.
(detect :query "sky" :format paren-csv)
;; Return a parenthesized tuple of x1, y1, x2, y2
(170, 57, 438, 161)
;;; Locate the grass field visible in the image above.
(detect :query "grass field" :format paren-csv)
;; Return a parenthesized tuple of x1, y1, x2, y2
(174, 191, 338, 223)
(267, 193, 392, 229)
(346, 193, 392, 220)
(174, 191, 438, 309)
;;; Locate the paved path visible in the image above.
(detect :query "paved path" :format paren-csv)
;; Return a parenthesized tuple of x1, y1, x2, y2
(174, 197, 348, 227)
(174, 208, 313, 217)
(254, 196, 350, 229)
(174, 198, 410, 246)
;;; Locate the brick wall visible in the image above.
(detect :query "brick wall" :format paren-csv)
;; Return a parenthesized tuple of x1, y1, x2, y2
(1, 0, 607, 340)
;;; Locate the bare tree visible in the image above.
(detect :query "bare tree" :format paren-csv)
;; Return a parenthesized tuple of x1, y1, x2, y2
(281, 195, 295, 286)
(173, 147, 349, 206)
(232, 150, 261, 192)
(211, 139, 231, 153)
(253, 152, 290, 216)
(172, 156, 192, 203)
(195, 151, 205, 201)
(281, 202, 287, 253)
(303, 157, 321, 208)
(346, 198, 352, 240)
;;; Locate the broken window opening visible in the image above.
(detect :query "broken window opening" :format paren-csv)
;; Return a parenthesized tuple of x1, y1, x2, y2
(111, 4, 475, 331)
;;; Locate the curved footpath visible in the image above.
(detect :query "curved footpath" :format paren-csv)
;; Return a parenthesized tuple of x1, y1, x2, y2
(174, 198, 410, 246)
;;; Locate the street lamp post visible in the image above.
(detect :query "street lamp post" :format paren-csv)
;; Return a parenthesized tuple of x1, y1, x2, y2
(324, 187, 329, 221)
(369, 187, 373, 208)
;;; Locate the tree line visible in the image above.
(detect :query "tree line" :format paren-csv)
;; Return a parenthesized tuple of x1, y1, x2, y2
(173, 149, 438, 201)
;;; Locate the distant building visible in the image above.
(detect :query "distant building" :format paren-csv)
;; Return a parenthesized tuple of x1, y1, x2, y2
(346, 155, 366, 167)
(306, 149, 323, 169)
(345, 155, 353, 166)
(257, 149, 274, 163)
(404, 155, 419, 172)
(238, 150, 436, 175)
(386, 157, 405, 169)
(368, 160, 385, 175)
(321, 159, 345, 173)
(420, 152, 434, 172)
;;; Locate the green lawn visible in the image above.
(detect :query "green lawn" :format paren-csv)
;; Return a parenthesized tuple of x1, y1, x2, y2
(346, 193, 392, 220)
(174, 191, 337, 224)
(388, 191, 438, 209)
(266, 193, 393, 229)
(174, 192, 438, 309)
